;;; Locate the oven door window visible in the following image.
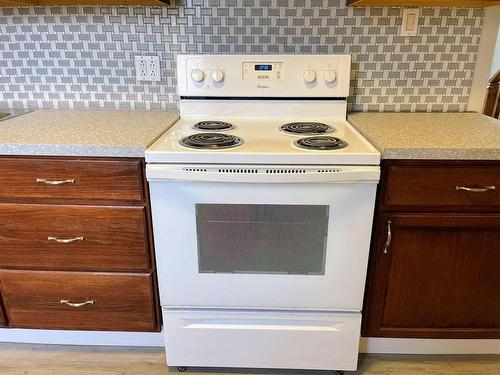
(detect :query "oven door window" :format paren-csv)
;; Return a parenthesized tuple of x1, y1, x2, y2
(196, 204, 329, 275)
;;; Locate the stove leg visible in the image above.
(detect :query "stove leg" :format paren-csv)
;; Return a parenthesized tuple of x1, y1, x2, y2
(177, 367, 188, 372)
(334, 371, 344, 375)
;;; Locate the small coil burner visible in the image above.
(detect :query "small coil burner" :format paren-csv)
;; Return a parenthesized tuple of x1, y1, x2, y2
(193, 121, 234, 131)
(280, 122, 333, 135)
(180, 133, 243, 150)
(295, 136, 348, 151)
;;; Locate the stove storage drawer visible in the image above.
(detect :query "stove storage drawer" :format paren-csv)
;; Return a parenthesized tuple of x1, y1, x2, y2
(0, 270, 158, 331)
(0, 203, 150, 271)
(163, 309, 361, 371)
(383, 162, 500, 211)
(0, 157, 143, 203)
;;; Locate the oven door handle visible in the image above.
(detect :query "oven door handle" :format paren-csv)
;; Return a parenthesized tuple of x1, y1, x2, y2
(146, 165, 380, 183)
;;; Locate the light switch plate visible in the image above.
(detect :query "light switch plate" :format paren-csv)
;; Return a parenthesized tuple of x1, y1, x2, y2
(135, 55, 161, 82)
(401, 8, 419, 37)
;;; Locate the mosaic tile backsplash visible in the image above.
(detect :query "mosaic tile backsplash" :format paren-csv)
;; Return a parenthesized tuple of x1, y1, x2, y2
(0, 1, 484, 111)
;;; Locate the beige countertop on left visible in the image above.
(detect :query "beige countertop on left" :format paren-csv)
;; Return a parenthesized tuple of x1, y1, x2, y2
(0, 109, 180, 157)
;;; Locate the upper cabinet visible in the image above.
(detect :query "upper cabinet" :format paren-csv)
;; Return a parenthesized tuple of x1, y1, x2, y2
(347, 0, 500, 6)
(0, 0, 169, 6)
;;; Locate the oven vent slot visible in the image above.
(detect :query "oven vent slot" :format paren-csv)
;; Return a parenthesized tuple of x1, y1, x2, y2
(265, 169, 306, 174)
(182, 168, 342, 174)
(184, 168, 208, 172)
(317, 169, 342, 173)
(218, 169, 259, 173)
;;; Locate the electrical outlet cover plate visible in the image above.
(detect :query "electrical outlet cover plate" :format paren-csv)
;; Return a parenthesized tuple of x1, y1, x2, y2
(401, 8, 419, 37)
(135, 55, 161, 82)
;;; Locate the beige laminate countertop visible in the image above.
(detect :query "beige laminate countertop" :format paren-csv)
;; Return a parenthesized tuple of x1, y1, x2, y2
(348, 112, 500, 160)
(0, 109, 180, 157)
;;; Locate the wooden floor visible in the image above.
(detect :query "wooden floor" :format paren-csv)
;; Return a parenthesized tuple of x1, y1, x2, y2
(0, 343, 498, 374)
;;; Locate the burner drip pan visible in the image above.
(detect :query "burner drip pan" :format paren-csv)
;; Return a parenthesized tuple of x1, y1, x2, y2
(280, 122, 333, 135)
(295, 136, 348, 150)
(193, 121, 234, 131)
(180, 133, 243, 149)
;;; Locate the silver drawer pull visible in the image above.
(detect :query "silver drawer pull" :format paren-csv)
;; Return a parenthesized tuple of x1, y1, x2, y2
(60, 299, 94, 308)
(48, 236, 84, 244)
(383, 220, 392, 254)
(456, 185, 496, 193)
(36, 178, 75, 185)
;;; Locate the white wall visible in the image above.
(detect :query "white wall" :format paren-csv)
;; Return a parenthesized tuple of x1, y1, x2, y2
(468, 6, 500, 112)
(491, 26, 500, 76)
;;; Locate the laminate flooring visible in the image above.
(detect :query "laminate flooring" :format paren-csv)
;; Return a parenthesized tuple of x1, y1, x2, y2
(0, 343, 498, 375)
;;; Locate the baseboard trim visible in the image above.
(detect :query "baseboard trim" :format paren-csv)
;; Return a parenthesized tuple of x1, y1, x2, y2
(1, 329, 499, 355)
(360, 337, 500, 354)
(0, 328, 163, 347)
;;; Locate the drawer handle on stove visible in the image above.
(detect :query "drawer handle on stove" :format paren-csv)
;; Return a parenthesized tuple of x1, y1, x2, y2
(383, 220, 392, 254)
(48, 236, 84, 244)
(456, 185, 496, 193)
(36, 178, 75, 185)
(60, 299, 94, 308)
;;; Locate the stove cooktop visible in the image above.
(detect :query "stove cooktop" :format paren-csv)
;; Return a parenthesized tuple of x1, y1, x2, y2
(147, 115, 380, 165)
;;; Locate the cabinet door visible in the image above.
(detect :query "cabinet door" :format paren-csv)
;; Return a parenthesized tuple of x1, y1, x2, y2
(0, 299, 6, 326)
(363, 213, 500, 338)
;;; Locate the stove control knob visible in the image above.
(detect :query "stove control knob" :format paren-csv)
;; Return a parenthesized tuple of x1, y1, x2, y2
(211, 69, 225, 83)
(323, 70, 337, 84)
(303, 70, 317, 84)
(191, 68, 205, 82)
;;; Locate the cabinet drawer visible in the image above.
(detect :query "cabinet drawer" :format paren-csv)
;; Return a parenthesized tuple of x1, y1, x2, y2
(0, 204, 150, 271)
(0, 270, 158, 331)
(164, 309, 361, 371)
(0, 158, 143, 202)
(384, 165, 500, 210)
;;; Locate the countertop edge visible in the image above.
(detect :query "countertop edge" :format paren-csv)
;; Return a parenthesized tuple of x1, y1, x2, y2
(0, 110, 180, 158)
(0, 144, 148, 158)
(347, 113, 500, 161)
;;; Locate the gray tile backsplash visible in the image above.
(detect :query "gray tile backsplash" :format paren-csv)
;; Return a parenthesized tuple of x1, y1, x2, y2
(0, 1, 483, 111)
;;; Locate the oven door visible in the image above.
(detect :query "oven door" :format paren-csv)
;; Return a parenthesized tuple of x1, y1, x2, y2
(148, 164, 379, 311)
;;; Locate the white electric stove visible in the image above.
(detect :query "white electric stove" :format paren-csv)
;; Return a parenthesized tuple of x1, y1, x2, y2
(146, 54, 380, 373)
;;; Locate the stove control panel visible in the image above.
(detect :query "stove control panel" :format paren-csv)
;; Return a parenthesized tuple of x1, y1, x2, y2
(242, 62, 283, 81)
(178, 54, 351, 98)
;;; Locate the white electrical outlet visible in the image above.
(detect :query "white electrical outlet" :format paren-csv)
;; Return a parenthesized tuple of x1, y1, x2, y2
(401, 8, 419, 37)
(134, 55, 161, 82)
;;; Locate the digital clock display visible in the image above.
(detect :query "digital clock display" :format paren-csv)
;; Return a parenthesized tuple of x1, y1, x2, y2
(255, 64, 272, 71)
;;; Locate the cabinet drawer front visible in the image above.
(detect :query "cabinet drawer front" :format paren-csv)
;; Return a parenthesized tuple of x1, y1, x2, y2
(384, 165, 500, 210)
(0, 204, 150, 271)
(0, 158, 143, 202)
(0, 270, 158, 331)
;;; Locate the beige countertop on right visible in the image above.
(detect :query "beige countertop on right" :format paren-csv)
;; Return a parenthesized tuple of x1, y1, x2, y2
(348, 112, 500, 160)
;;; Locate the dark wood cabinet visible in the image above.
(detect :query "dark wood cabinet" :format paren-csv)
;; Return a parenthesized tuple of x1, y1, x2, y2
(0, 270, 157, 331)
(0, 156, 160, 332)
(383, 165, 500, 211)
(0, 299, 6, 326)
(0, 157, 144, 204)
(0, 204, 150, 271)
(363, 160, 500, 339)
